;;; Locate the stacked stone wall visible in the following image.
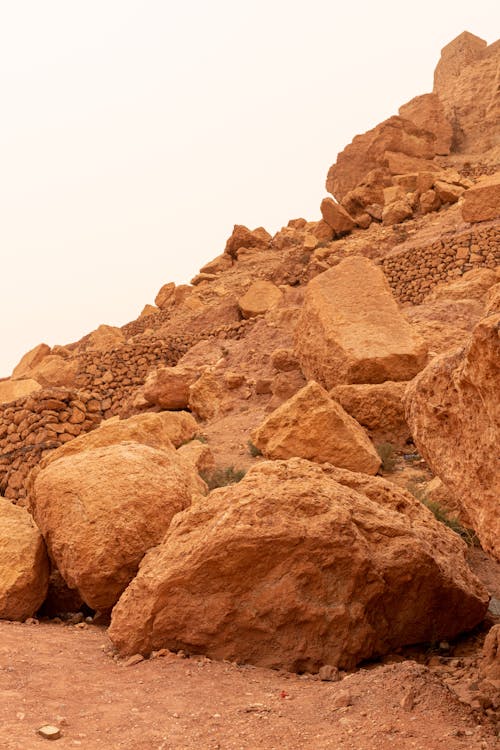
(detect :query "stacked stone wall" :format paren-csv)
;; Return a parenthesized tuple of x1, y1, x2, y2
(381, 221, 499, 304)
(0, 388, 103, 503)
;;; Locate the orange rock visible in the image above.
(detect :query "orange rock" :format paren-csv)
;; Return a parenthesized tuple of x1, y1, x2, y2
(433, 180, 464, 205)
(12, 343, 51, 379)
(307, 219, 335, 243)
(188, 370, 225, 420)
(139, 304, 159, 318)
(0, 496, 49, 621)
(398, 93, 453, 155)
(320, 198, 355, 236)
(404, 313, 500, 560)
(108, 458, 488, 668)
(224, 225, 271, 258)
(143, 365, 199, 410)
(30, 442, 205, 610)
(238, 281, 283, 319)
(199, 253, 233, 275)
(28, 355, 78, 388)
(480, 625, 500, 682)
(462, 171, 500, 223)
(0, 378, 42, 405)
(426, 268, 497, 303)
(177, 440, 215, 476)
(330, 381, 410, 446)
(155, 282, 176, 309)
(419, 189, 441, 214)
(296, 256, 428, 388)
(251, 382, 381, 474)
(382, 198, 413, 225)
(86, 324, 125, 352)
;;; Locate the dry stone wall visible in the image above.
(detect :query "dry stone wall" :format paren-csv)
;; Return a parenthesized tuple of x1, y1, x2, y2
(381, 221, 500, 304)
(0, 388, 103, 504)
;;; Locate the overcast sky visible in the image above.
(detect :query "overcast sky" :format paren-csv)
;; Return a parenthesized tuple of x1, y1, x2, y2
(0, 1, 498, 377)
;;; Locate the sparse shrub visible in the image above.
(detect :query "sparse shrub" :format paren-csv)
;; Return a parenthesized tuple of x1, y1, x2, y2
(376, 442, 397, 472)
(179, 434, 208, 447)
(200, 466, 246, 490)
(406, 481, 477, 545)
(247, 440, 262, 457)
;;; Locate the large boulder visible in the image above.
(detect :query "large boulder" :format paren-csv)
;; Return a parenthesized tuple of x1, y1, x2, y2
(0, 378, 41, 405)
(398, 93, 453, 155)
(426, 267, 498, 303)
(238, 281, 283, 319)
(295, 256, 428, 388)
(28, 355, 78, 388)
(251, 382, 381, 475)
(143, 366, 199, 410)
(404, 313, 500, 560)
(461, 172, 500, 223)
(29, 442, 205, 610)
(108, 459, 488, 669)
(86, 324, 125, 352)
(224, 225, 271, 258)
(0, 497, 49, 620)
(330, 381, 410, 445)
(320, 198, 355, 236)
(12, 343, 51, 379)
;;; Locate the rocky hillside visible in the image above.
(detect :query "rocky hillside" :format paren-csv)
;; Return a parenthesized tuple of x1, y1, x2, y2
(1, 31, 499, 740)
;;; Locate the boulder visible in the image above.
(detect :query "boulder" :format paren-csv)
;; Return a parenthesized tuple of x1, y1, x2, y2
(177, 440, 215, 475)
(330, 381, 410, 445)
(0, 497, 49, 620)
(462, 172, 500, 223)
(382, 198, 413, 225)
(404, 313, 500, 560)
(199, 254, 233, 275)
(188, 370, 225, 420)
(320, 198, 355, 236)
(419, 189, 441, 214)
(433, 180, 464, 204)
(426, 268, 497, 303)
(86, 324, 125, 352)
(28, 355, 78, 388)
(108, 459, 488, 669)
(238, 281, 284, 319)
(224, 225, 271, 258)
(12, 343, 51, 379)
(139, 304, 159, 318)
(480, 625, 500, 682)
(398, 93, 453, 155)
(485, 283, 500, 315)
(30, 442, 205, 610)
(155, 282, 176, 309)
(251, 382, 381, 475)
(143, 365, 199, 410)
(0, 378, 42, 405)
(295, 256, 428, 388)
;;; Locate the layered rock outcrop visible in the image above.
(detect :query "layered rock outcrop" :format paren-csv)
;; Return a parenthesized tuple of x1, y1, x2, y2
(108, 459, 488, 669)
(404, 313, 500, 560)
(295, 256, 427, 387)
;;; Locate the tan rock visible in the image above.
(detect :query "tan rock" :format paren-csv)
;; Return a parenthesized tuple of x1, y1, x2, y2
(419, 189, 441, 214)
(199, 254, 233, 275)
(296, 256, 428, 388)
(484, 283, 500, 315)
(86, 324, 124, 352)
(177, 440, 215, 475)
(398, 93, 453, 155)
(143, 365, 199, 410)
(224, 225, 271, 258)
(0, 497, 49, 621)
(109, 459, 488, 668)
(269, 370, 307, 405)
(188, 370, 225, 420)
(433, 180, 464, 205)
(30, 442, 205, 610)
(251, 382, 381, 474)
(404, 313, 500, 560)
(426, 268, 497, 303)
(382, 198, 413, 225)
(307, 219, 335, 243)
(238, 281, 284, 319)
(12, 343, 51, 379)
(0, 378, 42, 405)
(320, 198, 355, 236)
(28, 355, 78, 388)
(330, 381, 410, 445)
(270, 348, 300, 372)
(155, 282, 176, 309)
(480, 625, 500, 682)
(383, 151, 439, 178)
(139, 304, 159, 318)
(462, 172, 500, 223)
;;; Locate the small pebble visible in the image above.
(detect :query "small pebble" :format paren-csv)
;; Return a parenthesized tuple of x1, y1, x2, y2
(37, 725, 61, 741)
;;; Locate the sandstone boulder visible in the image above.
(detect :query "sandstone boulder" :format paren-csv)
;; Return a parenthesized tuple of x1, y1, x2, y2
(404, 313, 500, 560)
(224, 225, 271, 258)
(108, 459, 488, 669)
(330, 381, 410, 445)
(0, 497, 49, 620)
(30, 442, 205, 610)
(12, 343, 51, 379)
(398, 93, 453, 155)
(155, 282, 176, 309)
(295, 256, 428, 388)
(86, 324, 125, 352)
(320, 198, 355, 236)
(0, 378, 42, 405)
(480, 625, 500, 682)
(28, 355, 78, 388)
(238, 281, 283, 319)
(462, 172, 500, 223)
(426, 268, 497, 303)
(139, 304, 159, 318)
(143, 365, 199, 410)
(199, 254, 233, 275)
(251, 382, 381, 474)
(177, 440, 215, 475)
(382, 198, 413, 225)
(188, 370, 225, 420)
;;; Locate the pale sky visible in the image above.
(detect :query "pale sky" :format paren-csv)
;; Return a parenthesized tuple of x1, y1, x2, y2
(1, 1, 498, 377)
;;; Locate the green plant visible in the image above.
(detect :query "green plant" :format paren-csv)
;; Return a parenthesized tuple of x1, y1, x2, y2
(406, 481, 477, 546)
(376, 442, 397, 472)
(247, 440, 262, 457)
(195, 434, 208, 444)
(200, 466, 246, 490)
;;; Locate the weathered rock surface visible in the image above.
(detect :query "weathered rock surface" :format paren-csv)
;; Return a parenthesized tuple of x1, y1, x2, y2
(143, 365, 199, 410)
(295, 256, 428, 388)
(86, 324, 125, 352)
(251, 382, 381, 474)
(28, 355, 78, 388)
(330, 381, 410, 445)
(320, 198, 355, 235)
(404, 313, 500, 560)
(30, 442, 205, 610)
(0, 497, 49, 620)
(224, 225, 271, 258)
(238, 281, 283, 318)
(108, 459, 488, 669)
(398, 93, 453, 155)
(480, 624, 500, 682)
(0, 378, 42, 405)
(462, 172, 500, 223)
(426, 267, 498, 303)
(11, 343, 51, 379)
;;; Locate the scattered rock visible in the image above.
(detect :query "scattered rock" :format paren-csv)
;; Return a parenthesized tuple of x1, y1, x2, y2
(238, 281, 283, 319)
(37, 725, 61, 741)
